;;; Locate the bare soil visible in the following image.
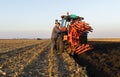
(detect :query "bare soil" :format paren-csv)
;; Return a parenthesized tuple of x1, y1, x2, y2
(75, 41, 120, 77)
(0, 40, 87, 77)
(0, 40, 119, 77)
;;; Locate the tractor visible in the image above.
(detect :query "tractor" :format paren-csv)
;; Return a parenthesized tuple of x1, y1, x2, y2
(56, 12, 93, 55)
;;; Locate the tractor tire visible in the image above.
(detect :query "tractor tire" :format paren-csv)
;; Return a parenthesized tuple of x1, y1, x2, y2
(81, 35, 87, 44)
(80, 32, 88, 44)
(56, 35, 64, 53)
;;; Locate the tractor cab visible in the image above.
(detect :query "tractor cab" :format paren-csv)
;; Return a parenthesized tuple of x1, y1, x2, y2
(59, 14, 84, 27)
(60, 18, 70, 28)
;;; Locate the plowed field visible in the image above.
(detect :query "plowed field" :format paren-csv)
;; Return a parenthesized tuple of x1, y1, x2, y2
(76, 41, 120, 77)
(0, 39, 119, 77)
(0, 40, 87, 77)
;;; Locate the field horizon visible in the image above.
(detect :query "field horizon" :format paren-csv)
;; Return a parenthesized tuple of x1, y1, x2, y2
(88, 38, 120, 42)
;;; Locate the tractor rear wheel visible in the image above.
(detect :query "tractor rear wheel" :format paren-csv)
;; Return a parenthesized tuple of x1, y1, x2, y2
(80, 32, 88, 44)
(56, 35, 64, 53)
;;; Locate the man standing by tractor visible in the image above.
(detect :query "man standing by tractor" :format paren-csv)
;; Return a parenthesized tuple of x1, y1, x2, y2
(51, 21, 61, 51)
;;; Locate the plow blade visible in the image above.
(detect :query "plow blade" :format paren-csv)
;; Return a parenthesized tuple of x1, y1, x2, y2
(69, 44, 93, 55)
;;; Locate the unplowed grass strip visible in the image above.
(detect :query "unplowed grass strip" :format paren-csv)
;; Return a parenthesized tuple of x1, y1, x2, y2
(61, 52, 88, 77)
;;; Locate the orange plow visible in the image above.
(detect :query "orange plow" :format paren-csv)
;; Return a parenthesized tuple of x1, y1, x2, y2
(67, 20, 93, 55)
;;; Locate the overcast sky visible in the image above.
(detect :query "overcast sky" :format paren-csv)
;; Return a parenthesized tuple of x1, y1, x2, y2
(0, 0, 120, 39)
